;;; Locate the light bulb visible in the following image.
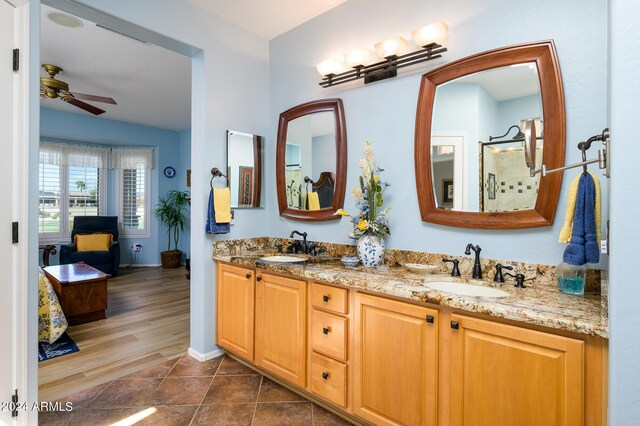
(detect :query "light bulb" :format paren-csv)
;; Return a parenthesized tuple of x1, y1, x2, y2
(374, 36, 409, 58)
(345, 48, 379, 68)
(316, 57, 346, 76)
(411, 22, 448, 47)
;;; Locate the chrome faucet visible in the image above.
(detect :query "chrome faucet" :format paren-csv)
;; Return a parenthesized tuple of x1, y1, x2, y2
(465, 243, 483, 279)
(289, 230, 308, 254)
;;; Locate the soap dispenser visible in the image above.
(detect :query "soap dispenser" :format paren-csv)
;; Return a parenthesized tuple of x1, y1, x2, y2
(556, 262, 587, 295)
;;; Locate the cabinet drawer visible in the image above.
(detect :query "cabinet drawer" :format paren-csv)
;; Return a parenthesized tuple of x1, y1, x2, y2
(310, 353, 347, 408)
(311, 309, 347, 361)
(311, 283, 348, 315)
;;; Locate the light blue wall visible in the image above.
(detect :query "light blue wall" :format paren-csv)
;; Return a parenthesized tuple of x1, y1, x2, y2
(478, 85, 500, 143)
(178, 129, 192, 257)
(268, 0, 608, 268)
(40, 107, 189, 266)
(609, 0, 640, 423)
(498, 94, 543, 133)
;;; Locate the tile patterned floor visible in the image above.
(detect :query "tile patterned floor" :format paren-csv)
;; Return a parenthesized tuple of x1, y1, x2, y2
(39, 354, 353, 426)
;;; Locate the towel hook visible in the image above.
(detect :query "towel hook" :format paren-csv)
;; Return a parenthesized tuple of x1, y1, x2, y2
(210, 167, 229, 190)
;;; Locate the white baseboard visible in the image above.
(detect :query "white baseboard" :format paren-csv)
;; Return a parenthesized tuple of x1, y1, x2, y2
(188, 347, 226, 361)
(119, 263, 162, 268)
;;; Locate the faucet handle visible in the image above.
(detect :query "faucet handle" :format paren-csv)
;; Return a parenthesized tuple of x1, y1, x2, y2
(505, 272, 526, 288)
(493, 263, 514, 283)
(442, 258, 461, 277)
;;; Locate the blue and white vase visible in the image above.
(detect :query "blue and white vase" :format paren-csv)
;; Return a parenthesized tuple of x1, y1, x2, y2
(357, 235, 386, 267)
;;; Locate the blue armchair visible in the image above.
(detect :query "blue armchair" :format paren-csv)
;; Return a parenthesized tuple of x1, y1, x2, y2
(59, 216, 120, 276)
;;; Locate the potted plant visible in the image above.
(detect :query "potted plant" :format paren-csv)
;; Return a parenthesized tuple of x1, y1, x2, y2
(336, 141, 391, 266)
(153, 189, 190, 269)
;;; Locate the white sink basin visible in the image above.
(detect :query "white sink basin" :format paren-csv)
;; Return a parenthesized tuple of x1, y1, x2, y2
(259, 255, 307, 263)
(424, 281, 510, 298)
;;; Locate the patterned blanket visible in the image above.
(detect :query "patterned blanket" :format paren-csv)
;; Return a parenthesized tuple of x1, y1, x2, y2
(38, 268, 68, 344)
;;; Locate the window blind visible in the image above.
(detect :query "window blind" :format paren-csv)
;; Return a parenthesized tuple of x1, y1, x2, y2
(121, 167, 146, 231)
(38, 163, 62, 235)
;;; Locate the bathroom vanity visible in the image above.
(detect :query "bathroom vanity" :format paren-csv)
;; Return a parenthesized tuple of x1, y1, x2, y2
(213, 240, 607, 426)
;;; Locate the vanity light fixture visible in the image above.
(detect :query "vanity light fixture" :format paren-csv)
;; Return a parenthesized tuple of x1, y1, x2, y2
(317, 22, 448, 88)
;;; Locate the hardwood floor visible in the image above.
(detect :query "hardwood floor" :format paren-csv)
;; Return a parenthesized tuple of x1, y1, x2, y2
(39, 266, 190, 401)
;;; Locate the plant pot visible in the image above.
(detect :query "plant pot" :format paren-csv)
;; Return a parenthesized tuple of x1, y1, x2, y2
(161, 250, 183, 269)
(357, 235, 386, 267)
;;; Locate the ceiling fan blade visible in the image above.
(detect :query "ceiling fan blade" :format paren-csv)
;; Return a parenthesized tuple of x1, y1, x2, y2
(66, 98, 106, 115)
(70, 92, 117, 105)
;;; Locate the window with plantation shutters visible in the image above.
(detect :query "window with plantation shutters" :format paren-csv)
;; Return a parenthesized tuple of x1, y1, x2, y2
(114, 148, 153, 238)
(38, 162, 63, 238)
(39, 141, 107, 242)
(120, 167, 147, 233)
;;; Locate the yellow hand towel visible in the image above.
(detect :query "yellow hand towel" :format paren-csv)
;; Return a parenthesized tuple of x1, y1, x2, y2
(213, 187, 232, 223)
(307, 192, 320, 211)
(558, 171, 601, 243)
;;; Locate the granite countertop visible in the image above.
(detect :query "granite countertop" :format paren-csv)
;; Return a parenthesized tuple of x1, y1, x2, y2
(213, 252, 608, 338)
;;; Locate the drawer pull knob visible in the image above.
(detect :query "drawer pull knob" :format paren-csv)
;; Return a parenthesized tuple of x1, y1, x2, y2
(451, 320, 459, 330)
(426, 315, 434, 323)
(245, 273, 251, 279)
(322, 371, 329, 380)
(322, 294, 330, 302)
(256, 276, 262, 282)
(322, 327, 330, 335)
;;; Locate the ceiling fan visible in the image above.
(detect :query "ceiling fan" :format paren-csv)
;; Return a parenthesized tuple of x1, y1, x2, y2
(40, 64, 117, 115)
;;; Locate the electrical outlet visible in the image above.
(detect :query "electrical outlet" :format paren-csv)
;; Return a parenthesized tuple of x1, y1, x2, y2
(132, 243, 142, 252)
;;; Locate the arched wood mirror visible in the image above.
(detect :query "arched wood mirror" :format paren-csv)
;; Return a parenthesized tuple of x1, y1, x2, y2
(415, 41, 565, 229)
(276, 99, 347, 221)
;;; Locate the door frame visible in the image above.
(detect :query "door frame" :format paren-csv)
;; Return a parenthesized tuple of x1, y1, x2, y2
(5, 0, 37, 424)
(430, 131, 468, 211)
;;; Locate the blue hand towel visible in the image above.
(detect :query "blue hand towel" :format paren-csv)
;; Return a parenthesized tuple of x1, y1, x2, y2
(583, 173, 599, 263)
(563, 173, 599, 265)
(206, 188, 230, 234)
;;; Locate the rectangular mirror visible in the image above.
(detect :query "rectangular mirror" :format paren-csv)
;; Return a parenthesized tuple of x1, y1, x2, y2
(227, 130, 263, 208)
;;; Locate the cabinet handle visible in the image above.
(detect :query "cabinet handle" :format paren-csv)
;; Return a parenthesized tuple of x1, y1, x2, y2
(245, 273, 251, 279)
(256, 276, 262, 282)
(322, 294, 330, 302)
(426, 315, 434, 323)
(451, 320, 459, 330)
(322, 327, 330, 335)
(322, 371, 329, 380)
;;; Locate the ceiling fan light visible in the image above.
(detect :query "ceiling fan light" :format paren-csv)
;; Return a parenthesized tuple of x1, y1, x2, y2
(374, 36, 409, 58)
(411, 22, 448, 47)
(316, 57, 346, 76)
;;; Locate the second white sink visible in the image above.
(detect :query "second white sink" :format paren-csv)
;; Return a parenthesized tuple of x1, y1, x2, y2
(424, 281, 510, 298)
(259, 255, 307, 263)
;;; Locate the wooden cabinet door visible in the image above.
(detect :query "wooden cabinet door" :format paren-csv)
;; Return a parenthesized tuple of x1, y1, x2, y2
(216, 263, 255, 361)
(255, 273, 307, 387)
(354, 293, 438, 426)
(450, 314, 585, 426)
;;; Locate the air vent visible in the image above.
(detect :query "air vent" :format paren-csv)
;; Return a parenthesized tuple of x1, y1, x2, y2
(95, 24, 150, 45)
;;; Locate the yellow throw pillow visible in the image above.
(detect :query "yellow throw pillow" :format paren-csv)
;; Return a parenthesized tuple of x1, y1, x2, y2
(74, 233, 113, 252)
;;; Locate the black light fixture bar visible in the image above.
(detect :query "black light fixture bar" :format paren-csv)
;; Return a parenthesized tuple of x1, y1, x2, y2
(319, 44, 448, 88)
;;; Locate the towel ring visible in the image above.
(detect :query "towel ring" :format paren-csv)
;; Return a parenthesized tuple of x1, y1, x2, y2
(210, 167, 229, 190)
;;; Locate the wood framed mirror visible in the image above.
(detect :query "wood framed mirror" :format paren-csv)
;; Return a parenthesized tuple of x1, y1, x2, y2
(415, 41, 565, 229)
(276, 98, 347, 221)
(227, 130, 263, 209)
